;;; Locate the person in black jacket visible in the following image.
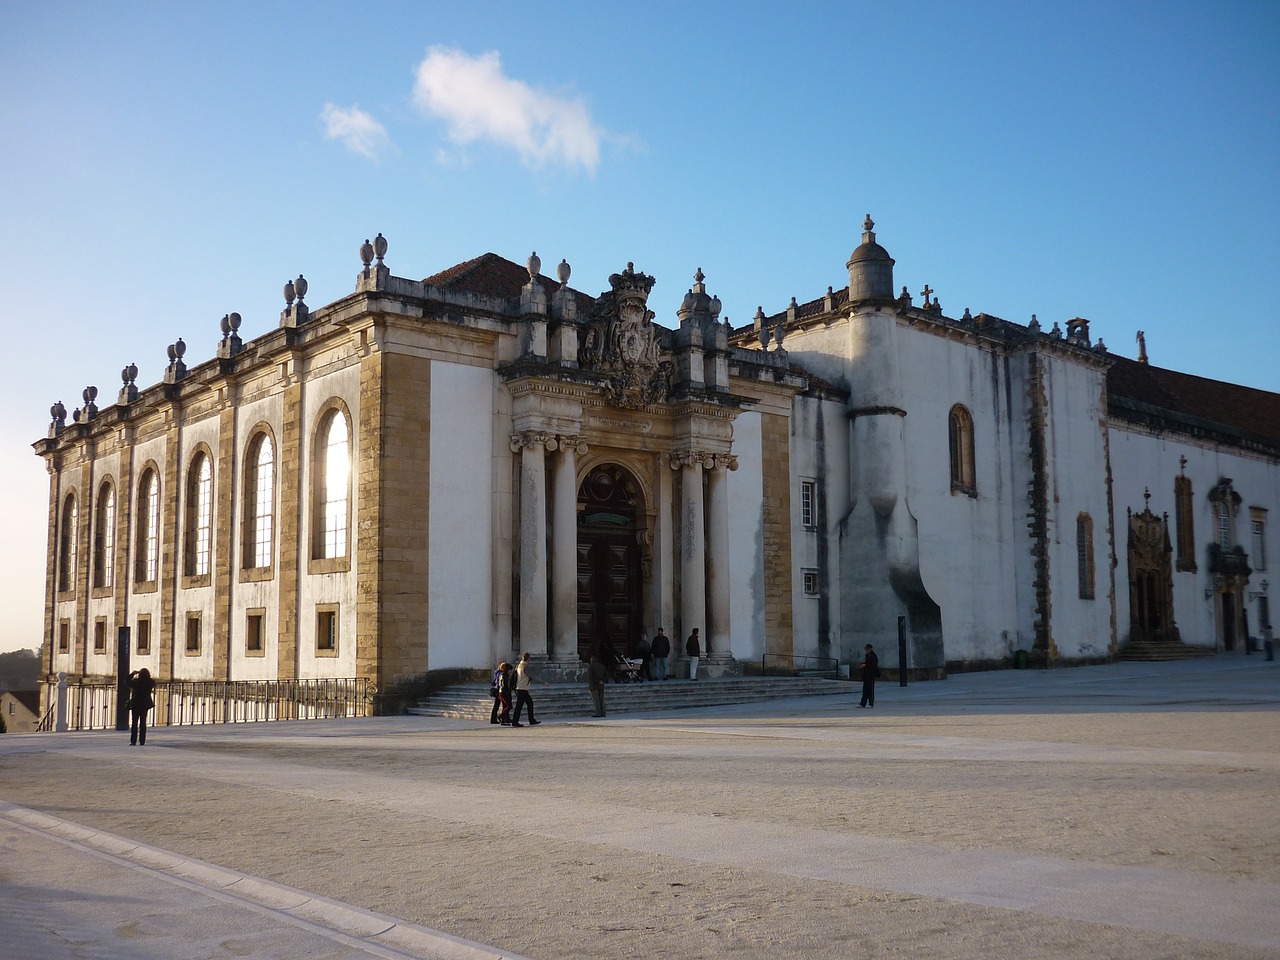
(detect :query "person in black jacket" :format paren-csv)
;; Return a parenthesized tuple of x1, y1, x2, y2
(858, 644, 879, 708)
(651, 628, 671, 680)
(686, 628, 701, 681)
(128, 668, 156, 745)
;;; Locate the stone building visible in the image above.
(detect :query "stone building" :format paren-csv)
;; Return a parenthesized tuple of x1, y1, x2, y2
(34, 220, 1279, 713)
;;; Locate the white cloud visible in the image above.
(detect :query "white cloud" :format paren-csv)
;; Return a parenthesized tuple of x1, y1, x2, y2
(412, 46, 602, 174)
(320, 103, 392, 161)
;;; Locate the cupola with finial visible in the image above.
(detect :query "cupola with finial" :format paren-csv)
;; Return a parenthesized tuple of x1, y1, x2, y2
(847, 214, 895, 302)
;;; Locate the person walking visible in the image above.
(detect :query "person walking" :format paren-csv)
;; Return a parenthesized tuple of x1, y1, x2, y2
(588, 644, 608, 717)
(651, 627, 671, 680)
(858, 644, 879, 708)
(127, 668, 156, 745)
(636, 632, 653, 681)
(497, 662, 514, 725)
(511, 652, 541, 727)
(489, 662, 504, 724)
(686, 628, 701, 681)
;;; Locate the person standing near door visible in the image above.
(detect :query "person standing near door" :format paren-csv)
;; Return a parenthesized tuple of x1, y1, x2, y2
(651, 627, 671, 680)
(686, 628, 701, 681)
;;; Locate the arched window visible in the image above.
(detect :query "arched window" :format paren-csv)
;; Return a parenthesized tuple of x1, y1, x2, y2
(185, 452, 213, 577)
(58, 493, 77, 593)
(314, 410, 350, 559)
(948, 404, 976, 494)
(244, 433, 275, 569)
(1077, 513, 1095, 600)
(136, 469, 159, 583)
(93, 482, 115, 589)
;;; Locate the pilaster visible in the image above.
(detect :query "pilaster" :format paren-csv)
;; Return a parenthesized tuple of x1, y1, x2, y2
(760, 413, 794, 659)
(277, 380, 303, 681)
(159, 414, 181, 682)
(213, 405, 236, 680)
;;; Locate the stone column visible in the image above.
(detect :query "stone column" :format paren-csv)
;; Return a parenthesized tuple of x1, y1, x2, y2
(550, 436, 583, 662)
(678, 454, 706, 647)
(514, 432, 550, 657)
(706, 456, 734, 658)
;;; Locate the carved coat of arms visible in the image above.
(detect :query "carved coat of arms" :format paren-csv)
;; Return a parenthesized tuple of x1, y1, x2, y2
(579, 263, 672, 408)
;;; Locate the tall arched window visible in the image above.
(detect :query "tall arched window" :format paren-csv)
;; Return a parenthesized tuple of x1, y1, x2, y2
(1077, 512, 1095, 600)
(136, 469, 159, 583)
(93, 482, 115, 589)
(244, 433, 275, 569)
(185, 452, 213, 577)
(949, 404, 976, 494)
(314, 410, 350, 559)
(58, 493, 77, 593)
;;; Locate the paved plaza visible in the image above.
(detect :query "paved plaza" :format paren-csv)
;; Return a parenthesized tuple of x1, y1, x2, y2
(1, 657, 1278, 959)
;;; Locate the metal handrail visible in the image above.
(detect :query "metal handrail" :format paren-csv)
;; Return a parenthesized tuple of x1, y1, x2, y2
(38, 677, 373, 732)
(35, 701, 56, 732)
(761, 653, 840, 678)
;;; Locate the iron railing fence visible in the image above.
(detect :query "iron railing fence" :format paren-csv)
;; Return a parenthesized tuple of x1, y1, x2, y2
(761, 653, 841, 678)
(38, 677, 374, 732)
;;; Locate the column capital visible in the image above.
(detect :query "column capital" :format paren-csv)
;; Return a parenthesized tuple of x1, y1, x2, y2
(556, 434, 588, 456)
(510, 430, 556, 453)
(670, 449, 731, 470)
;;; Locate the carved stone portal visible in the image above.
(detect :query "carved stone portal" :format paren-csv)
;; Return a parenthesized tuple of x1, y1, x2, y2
(578, 263, 672, 409)
(1127, 506, 1181, 644)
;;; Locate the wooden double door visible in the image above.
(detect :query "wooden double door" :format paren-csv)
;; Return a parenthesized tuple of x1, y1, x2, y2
(575, 465, 642, 662)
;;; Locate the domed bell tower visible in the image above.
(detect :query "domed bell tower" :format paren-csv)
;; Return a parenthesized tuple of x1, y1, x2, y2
(847, 214, 895, 302)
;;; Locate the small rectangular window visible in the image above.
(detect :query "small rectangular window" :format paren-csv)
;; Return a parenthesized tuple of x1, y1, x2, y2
(58, 620, 70, 653)
(316, 606, 338, 656)
(93, 618, 107, 654)
(246, 610, 265, 655)
(800, 480, 817, 529)
(185, 614, 201, 655)
(136, 616, 151, 655)
(802, 569, 820, 597)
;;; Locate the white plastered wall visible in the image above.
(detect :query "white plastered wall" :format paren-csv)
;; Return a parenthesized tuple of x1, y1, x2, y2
(428, 360, 496, 669)
(727, 410, 766, 662)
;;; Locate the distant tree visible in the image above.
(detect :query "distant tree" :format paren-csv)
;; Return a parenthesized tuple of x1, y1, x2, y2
(0, 649, 40, 691)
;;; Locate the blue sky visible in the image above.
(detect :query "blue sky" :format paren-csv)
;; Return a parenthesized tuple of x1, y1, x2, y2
(1, 1, 1277, 652)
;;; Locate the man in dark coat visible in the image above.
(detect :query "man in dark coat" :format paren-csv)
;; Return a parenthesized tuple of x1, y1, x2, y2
(858, 644, 879, 708)
(651, 628, 671, 680)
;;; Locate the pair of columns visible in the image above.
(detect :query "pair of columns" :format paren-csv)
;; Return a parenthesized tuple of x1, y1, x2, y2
(510, 431, 735, 661)
(511, 431, 584, 661)
(672, 451, 734, 659)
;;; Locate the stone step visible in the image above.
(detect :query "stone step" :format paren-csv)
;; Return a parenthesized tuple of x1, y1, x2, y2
(1118, 641, 1216, 661)
(409, 676, 851, 721)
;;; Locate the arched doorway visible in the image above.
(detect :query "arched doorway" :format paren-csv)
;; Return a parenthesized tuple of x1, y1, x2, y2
(576, 464, 642, 663)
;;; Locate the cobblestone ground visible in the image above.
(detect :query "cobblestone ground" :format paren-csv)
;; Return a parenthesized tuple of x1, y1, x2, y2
(2, 658, 1278, 959)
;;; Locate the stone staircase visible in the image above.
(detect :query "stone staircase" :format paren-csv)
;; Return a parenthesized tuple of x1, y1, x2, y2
(1117, 638, 1217, 661)
(409, 676, 851, 721)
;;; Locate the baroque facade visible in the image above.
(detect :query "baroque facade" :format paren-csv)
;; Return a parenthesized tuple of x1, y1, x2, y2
(35, 220, 1280, 710)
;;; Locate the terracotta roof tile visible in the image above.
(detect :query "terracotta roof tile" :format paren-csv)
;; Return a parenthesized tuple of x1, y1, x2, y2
(423, 253, 595, 313)
(1107, 356, 1280, 448)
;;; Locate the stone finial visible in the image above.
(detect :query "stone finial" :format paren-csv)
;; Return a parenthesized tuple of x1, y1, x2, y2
(119, 363, 139, 405)
(81, 385, 98, 422)
(899, 285, 912, 306)
(755, 307, 771, 349)
(863, 214, 874, 233)
(786, 297, 797, 323)
(165, 339, 187, 383)
(710, 294, 722, 320)
(1050, 321, 1062, 338)
(1096, 338, 1107, 353)
(1136, 329, 1148, 364)
(219, 312, 243, 359)
(49, 400, 66, 435)
(282, 276, 309, 327)
(824, 286, 834, 313)
(527, 251, 541, 280)
(294, 275, 308, 303)
(373, 233, 387, 264)
(961, 307, 973, 323)
(557, 258, 571, 285)
(283, 279, 295, 306)
(773, 321, 786, 349)
(360, 238, 374, 268)
(1028, 314, 1040, 332)
(520, 252, 548, 316)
